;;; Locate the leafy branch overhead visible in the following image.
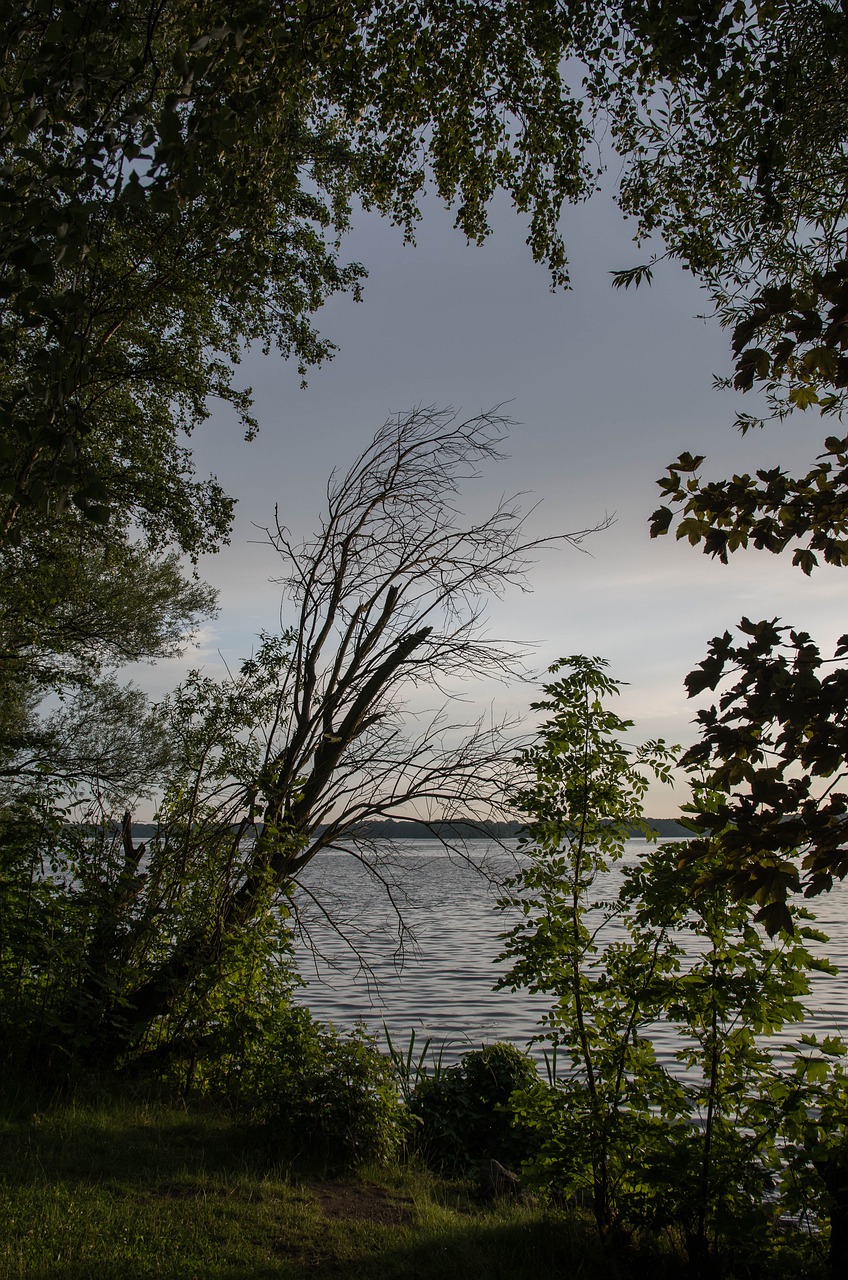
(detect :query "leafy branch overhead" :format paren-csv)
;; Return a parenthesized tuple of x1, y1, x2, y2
(649, 259, 848, 574)
(0, 0, 597, 549)
(730, 267, 848, 410)
(650, 436, 848, 575)
(631, 5, 848, 914)
(8, 1, 847, 552)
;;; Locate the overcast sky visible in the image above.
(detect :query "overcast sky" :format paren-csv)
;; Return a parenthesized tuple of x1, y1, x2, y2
(138, 186, 842, 818)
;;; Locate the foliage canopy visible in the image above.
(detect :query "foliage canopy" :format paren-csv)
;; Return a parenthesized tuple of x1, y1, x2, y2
(0, 0, 604, 549)
(8, 1, 844, 547)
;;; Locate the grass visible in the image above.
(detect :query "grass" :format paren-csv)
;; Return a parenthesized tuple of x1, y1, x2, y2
(0, 1086, 668, 1280)
(0, 1084, 824, 1280)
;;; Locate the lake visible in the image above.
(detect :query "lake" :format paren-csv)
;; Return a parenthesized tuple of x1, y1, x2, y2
(293, 838, 848, 1068)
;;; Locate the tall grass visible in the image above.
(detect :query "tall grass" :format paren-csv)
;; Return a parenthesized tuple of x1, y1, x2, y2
(382, 1025, 446, 1101)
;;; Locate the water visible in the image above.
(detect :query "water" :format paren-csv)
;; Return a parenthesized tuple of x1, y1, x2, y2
(292, 838, 848, 1067)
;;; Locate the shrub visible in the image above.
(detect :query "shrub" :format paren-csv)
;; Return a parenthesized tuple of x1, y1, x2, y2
(206, 1005, 407, 1171)
(263, 1020, 409, 1169)
(409, 1041, 538, 1171)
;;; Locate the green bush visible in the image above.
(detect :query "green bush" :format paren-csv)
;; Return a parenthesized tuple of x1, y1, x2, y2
(264, 1019, 408, 1170)
(0, 797, 101, 1077)
(197, 1003, 407, 1171)
(409, 1042, 538, 1171)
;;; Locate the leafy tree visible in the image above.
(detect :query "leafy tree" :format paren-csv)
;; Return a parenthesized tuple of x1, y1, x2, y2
(500, 658, 837, 1271)
(606, 1, 848, 400)
(0, 0, 603, 548)
(621, 838, 832, 1273)
(601, 10, 848, 1261)
(5, 2, 844, 551)
(1, 677, 170, 798)
(0, 534, 214, 692)
(607, 3, 848, 908)
(10, 2, 838, 547)
(669, 620, 848, 932)
(604, 1, 848, 592)
(0, 525, 215, 794)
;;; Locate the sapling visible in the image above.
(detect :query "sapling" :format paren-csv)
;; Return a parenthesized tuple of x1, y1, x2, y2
(498, 656, 678, 1232)
(500, 656, 838, 1273)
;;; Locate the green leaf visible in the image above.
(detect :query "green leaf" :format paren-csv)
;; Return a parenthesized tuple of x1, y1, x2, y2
(788, 385, 820, 410)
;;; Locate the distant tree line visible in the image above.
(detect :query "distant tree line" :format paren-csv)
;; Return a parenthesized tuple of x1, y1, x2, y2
(124, 817, 691, 842)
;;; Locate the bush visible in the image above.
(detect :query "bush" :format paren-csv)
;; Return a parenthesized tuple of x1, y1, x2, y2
(409, 1042, 538, 1172)
(264, 1019, 409, 1170)
(197, 1003, 407, 1171)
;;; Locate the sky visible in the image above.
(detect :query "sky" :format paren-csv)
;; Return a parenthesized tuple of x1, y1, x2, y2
(136, 185, 844, 818)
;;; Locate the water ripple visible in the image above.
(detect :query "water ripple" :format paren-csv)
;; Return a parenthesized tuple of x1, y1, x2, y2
(293, 839, 848, 1068)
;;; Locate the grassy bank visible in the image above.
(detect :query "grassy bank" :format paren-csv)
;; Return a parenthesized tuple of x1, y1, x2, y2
(0, 1089, 681, 1280)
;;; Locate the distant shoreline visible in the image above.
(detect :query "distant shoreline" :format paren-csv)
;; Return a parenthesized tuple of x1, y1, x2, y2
(125, 817, 691, 840)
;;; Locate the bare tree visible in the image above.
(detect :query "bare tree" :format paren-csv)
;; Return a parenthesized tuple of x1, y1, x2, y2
(241, 408, 599, 894)
(38, 407, 605, 1066)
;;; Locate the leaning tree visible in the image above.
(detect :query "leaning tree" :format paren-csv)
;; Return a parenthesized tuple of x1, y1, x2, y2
(1, 407, 603, 1072)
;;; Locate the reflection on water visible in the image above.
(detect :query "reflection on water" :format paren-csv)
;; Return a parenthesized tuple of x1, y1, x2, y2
(293, 839, 848, 1067)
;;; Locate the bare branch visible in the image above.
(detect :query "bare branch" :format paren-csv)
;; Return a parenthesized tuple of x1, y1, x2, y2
(247, 405, 608, 884)
(97, 405, 607, 1054)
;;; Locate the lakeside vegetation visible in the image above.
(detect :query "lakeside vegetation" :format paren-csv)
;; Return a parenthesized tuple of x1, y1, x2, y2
(0, 1090, 690, 1280)
(4, 5, 848, 1278)
(2, 340, 845, 1280)
(2, 657, 843, 1278)
(0, 1078, 826, 1280)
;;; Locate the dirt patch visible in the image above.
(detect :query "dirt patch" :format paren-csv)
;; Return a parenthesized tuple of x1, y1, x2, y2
(309, 1181, 415, 1226)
